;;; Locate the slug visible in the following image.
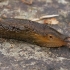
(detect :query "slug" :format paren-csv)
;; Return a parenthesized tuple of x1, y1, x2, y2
(0, 18, 68, 47)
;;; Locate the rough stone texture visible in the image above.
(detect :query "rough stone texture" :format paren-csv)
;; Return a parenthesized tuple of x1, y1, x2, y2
(0, 0, 70, 70)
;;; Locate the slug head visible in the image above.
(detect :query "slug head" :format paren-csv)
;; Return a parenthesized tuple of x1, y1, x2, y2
(33, 32, 67, 47)
(43, 34, 67, 47)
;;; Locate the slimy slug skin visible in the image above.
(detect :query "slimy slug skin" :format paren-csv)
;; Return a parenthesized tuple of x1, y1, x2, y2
(0, 18, 67, 47)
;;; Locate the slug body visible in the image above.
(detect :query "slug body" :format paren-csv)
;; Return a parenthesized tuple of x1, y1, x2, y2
(0, 18, 67, 47)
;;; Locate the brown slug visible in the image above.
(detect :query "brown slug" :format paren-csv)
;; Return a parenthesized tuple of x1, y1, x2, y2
(0, 18, 68, 47)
